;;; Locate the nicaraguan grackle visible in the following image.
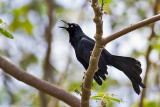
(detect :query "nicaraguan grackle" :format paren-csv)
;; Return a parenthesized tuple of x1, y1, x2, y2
(59, 20, 146, 95)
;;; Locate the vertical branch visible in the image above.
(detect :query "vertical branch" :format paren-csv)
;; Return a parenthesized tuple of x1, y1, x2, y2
(39, 0, 54, 107)
(81, 0, 104, 107)
(48, 46, 72, 107)
(139, 0, 159, 107)
(43, 0, 54, 82)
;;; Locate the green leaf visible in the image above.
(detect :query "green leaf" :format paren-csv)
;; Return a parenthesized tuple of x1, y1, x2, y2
(91, 92, 123, 104)
(0, 28, 14, 39)
(0, 19, 3, 24)
(98, 0, 113, 14)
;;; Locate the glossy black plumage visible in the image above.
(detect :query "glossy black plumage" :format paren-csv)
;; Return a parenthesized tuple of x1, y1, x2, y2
(60, 20, 146, 95)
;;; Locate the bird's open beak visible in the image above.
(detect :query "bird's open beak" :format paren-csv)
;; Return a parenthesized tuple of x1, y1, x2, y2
(59, 20, 70, 29)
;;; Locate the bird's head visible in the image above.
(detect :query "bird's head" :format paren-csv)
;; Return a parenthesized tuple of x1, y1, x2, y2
(59, 20, 83, 42)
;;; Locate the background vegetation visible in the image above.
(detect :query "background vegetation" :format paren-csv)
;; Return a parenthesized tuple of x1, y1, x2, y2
(0, 0, 160, 107)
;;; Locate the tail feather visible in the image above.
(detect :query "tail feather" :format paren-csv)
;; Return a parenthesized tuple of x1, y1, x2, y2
(96, 71, 106, 81)
(109, 55, 146, 95)
(140, 82, 146, 88)
(94, 74, 102, 85)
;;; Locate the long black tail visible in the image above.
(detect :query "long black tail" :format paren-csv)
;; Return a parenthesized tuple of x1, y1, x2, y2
(109, 55, 146, 95)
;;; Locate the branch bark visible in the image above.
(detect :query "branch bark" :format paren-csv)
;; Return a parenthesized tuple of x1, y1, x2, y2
(43, 0, 54, 82)
(81, 0, 104, 107)
(102, 14, 160, 45)
(0, 56, 80, 107)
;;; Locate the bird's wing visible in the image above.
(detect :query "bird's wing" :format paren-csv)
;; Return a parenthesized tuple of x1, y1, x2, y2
(76, 38, 108, 85)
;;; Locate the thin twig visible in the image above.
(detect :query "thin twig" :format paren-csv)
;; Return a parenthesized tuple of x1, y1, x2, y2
(102, 14, 160, 45)
(101, 0, 104, 10)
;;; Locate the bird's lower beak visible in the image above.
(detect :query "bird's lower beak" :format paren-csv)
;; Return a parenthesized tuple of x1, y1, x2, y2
(59, 26, 67, 29)
(59, 20, 69, 29)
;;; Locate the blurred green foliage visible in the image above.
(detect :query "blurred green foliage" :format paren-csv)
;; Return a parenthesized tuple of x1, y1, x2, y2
(20, 53, 38, 71)
(152, 36, 160, 52)
(0, 0, 160, 107)
(132, 99, 160, 107)
(98, 0, 113, 14)
(10, 6, 33, 35)
(0, 19, 3, 24)
(67, 77, 119, 92)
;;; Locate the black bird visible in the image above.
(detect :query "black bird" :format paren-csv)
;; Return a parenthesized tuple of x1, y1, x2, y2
(59, 20, 146, 95)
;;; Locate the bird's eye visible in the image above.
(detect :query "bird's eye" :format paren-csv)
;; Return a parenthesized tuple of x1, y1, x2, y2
(70, 25, 73, 27)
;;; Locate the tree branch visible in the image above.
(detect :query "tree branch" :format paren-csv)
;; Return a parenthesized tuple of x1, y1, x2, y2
(43, 0, 54, 82)
(103, 14, 160, 45)
(81, 1, 160, 107)
(0, 56, 80, 107)
(81, 0, 104, 107)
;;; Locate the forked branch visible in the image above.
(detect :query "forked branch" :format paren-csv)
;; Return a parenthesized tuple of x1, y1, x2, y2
(81, 0, 160, 107)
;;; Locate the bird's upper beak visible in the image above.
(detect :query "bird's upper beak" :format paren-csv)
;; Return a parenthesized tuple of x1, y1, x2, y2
(59, 20, 70, 30)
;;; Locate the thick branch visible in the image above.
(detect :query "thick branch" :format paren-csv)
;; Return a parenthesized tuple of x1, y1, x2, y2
(0, 56, 80, 107)
(103, 14, 160, 44)
(81, 0, 104, 107)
